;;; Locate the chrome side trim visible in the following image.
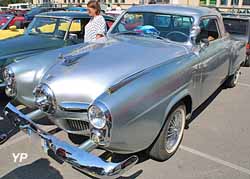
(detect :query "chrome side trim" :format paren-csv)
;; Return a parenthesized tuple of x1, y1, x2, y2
(4, 102, 138, 179)
(58, 102, 89, 112)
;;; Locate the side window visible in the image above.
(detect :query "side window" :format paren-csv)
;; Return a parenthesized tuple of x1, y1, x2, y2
(69, 19, 82, 32)
(197, 18, 220, 43)
(106, 20, 114, 30)
(67, 18, 89, 40)
(154, 15, 171, 28)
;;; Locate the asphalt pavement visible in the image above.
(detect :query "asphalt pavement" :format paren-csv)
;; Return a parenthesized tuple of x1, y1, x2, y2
(0, 68, 250, 179)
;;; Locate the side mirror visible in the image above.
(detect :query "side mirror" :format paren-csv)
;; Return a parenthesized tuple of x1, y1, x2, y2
(190, 25, 201, 44)
(68, 33, 78, 41)
(9, 25, 17, 31)
(201, 38, 209, 48)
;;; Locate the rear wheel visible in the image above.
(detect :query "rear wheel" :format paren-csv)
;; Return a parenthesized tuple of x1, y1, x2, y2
(149, 104, 186, 161)
(245, 57, 250, 67)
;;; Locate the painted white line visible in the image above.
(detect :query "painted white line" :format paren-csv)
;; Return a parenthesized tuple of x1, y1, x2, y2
(0, 134, 28, 150)
(0, 116, 3, 120)
(239, 83, 250, 88)
(180, 145, 250, 175)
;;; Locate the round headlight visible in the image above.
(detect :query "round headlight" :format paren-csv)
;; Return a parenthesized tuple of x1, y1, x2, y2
(88, 104, 111, 129)
(3, 67, 16, 97)
(34, 83, 57, 114)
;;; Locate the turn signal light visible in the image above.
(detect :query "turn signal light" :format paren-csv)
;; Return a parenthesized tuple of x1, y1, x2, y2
(246, 43, 250, 56)
(246, 43, 250, 49)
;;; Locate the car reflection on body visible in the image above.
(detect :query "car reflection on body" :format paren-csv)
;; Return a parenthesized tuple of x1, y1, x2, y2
(0, 11, 114, 85)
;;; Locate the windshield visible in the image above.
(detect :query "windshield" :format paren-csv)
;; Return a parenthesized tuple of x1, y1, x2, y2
(223, 18, 248, 35)
(27, 17, 71, 39)
(111, 12, 194, 43)
(26, 7, 41, 15)
(0, 15, 12, 29)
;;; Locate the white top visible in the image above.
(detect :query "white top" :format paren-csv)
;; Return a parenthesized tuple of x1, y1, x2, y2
(84, 15, 107, 43)
(115, 7, 122, 11)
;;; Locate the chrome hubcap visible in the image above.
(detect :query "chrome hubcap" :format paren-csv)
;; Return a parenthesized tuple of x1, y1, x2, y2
(233, 70, 240, 85)
(165, 108, 185, 153)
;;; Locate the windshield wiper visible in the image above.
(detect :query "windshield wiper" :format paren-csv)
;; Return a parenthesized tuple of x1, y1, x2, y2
(148, 34, 170, 43)
(116, 31, 170, 43)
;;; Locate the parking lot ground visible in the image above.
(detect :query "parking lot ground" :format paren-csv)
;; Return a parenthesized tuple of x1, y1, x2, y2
(0, 68, 250, 179)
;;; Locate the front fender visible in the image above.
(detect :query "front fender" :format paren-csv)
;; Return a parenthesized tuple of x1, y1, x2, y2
(96, 54, 195, 154)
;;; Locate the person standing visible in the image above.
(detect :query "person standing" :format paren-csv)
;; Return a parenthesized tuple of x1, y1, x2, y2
(84, 0, 107, 43)
(116, 4, 122, 11)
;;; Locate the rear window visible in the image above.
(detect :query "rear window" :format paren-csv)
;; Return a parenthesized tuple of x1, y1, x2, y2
(223, 18, 248, 35)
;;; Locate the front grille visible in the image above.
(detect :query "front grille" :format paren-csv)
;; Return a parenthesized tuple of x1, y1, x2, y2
(66, 119, 89, 131)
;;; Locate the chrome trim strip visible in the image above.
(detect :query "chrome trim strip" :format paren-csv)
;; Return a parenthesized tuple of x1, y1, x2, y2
(4, 102, 138, 179)
(59, 102, 89, 112)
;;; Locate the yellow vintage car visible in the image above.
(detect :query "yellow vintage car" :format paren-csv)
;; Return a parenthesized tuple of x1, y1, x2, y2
(0, 14, 25, 40)
(0, 27, 24, 40)
(0, 15, 81, 40)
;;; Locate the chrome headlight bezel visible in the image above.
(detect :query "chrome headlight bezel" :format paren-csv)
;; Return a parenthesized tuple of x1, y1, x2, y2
(3, 67, 16, 97)
(88, 102, 111, 129)
(88, 102, 112, 146)
(34, 83, 57, 114)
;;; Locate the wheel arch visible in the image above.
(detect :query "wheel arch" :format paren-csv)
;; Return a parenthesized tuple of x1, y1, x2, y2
(163, 91, 193, 122)
(148, 90, 193, 151)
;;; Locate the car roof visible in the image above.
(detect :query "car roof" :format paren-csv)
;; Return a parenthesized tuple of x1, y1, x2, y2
(38, 11, 90, 18)
(37, 11, 114, 20)
(128, 4, 220, 17)
(222, 14, 250, 20)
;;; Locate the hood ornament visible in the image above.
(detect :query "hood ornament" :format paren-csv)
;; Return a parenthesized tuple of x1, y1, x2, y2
(61, 43, 106, 66)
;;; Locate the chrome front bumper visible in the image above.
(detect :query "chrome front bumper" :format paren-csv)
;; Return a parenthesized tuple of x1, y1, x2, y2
(4, 102, 138, 179)
(0, 82, 6, 88)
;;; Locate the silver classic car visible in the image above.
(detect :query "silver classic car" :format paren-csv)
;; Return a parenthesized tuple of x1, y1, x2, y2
(0, 11, 114, 88)
(2, 5, 246, 178)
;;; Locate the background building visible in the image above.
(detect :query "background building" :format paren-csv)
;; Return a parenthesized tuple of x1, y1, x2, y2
(31, 0, 250, 9)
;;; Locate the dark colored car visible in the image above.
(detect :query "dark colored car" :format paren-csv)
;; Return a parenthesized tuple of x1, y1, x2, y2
(0, 11, 114, 86)
(223, 14, 250, 66)
(67, 7, 87, 12)
(24, 7, 66, 25)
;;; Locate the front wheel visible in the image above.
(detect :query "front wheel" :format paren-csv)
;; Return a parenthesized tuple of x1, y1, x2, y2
(149, 104, 186, 161)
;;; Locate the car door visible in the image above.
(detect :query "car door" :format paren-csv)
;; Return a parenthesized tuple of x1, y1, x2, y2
(197, 16, 230, 101)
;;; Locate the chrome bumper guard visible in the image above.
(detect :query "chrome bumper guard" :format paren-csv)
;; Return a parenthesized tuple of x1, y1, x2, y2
(4, 103, 138, 179)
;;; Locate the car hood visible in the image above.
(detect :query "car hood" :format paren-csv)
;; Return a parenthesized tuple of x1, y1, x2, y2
(11, 43, 84, 107)
(0, 34, 65, 62)
(41, 36, 189, 105)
